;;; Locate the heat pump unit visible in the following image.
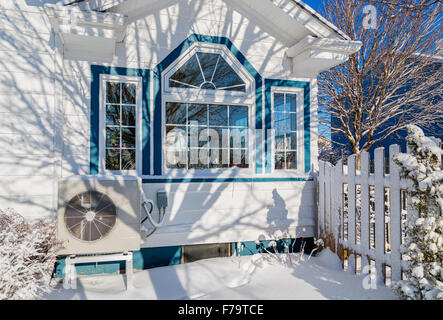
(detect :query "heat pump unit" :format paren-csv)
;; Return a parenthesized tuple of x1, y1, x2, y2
(57, 176, 142, 255)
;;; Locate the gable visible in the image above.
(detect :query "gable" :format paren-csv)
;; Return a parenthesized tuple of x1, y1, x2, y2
(84, 0, 348, 44)
(45, 0, 361, 76)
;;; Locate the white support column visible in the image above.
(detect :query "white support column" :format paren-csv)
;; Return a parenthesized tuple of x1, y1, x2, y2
(125, 251, 134, 289)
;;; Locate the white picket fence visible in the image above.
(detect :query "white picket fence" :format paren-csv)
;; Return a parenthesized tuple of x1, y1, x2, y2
(317, 144, 414, 285)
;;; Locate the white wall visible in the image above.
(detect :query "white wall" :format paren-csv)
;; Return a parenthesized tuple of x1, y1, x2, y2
(0, 0, 57, 219)
(142, 180, 316, 247)
(0, 0, 319, 246)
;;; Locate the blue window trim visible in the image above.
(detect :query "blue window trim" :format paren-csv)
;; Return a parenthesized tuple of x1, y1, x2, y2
(264, 79, 311, 174)
(89, 37, 313, 177)
(142, 177, 313, 184)
(90, 65, 151, 175)
(152, 34, 264, 175)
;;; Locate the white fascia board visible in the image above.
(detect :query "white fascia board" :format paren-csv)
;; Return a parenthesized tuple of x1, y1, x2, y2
(84, 0, 349, 43)
(287, 35, 362, 58)
(86, 0, 129, 11)
(290, 0, 350, 40)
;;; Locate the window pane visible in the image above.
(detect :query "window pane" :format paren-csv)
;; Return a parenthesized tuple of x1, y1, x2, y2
(209, 148, 229, 168)
(274, 93, 285, 112)
(230, 128, 248, 149)
(197, 52, 220, 84)
(106, 149, 120, 170)
(275, 134, 285, 151)
(196, 127, 212, 148)
(122, 105, 136, 126)
(212, 56, 245, 92)
(121, 149, 136, 170)
(170, 55, 204, 88)
(106, 82, 120, 103)
(286, 132, 297, 150)
(274, 112, 289, 134)
(230, 149, 248, 168)
(208, 105, 228, 126)
(121, 127, 135, 148)
(290, 113, 297, 131)
(106, 104, 120, 126)
(166, 126, 186, 149)
(286, 151, 297, 169)
(122, 83, 136, 104)
(286, 93, 297, 112)
(188, 149, 208, 169)
(229, 106, 248, 127)
(166, 102, 187, 125)
(106, 127, 120, 148)
(188, 104, 208, 125)
(207, 127, 228, 148)
(166, 149, 186, 168)
(275, 152, 285, 169)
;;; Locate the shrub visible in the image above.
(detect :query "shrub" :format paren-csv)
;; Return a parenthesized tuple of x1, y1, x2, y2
(0, 208, 61, 300)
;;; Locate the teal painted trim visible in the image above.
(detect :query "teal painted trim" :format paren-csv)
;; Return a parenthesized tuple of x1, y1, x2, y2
(90, 65, 151, 175)
(54, 239, 314, 278)
(233, 237, 315, 256)
(142, 177, 313, 183)
(54, 245, 182, 278)
(152, 34, 264, 175)
(264, 79, 311, 174)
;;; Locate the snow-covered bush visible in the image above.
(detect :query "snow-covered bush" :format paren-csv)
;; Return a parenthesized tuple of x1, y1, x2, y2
(393, 125, 443, 300)
(0, 208, 61, 300)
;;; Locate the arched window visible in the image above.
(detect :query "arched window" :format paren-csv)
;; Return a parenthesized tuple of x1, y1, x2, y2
(169, 52, 246, 92)
(163, 44, 253, 172)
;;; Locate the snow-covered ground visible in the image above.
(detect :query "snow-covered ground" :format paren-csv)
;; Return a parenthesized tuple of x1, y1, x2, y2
(45, 249, 397, 300)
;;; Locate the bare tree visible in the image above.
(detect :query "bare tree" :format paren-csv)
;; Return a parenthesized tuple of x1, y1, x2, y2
(318, 0, 442, 154)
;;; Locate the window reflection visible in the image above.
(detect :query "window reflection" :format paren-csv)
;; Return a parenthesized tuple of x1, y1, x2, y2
(169, 52, 246, 92)
(105, 81, 137, 171)
(273, 92, 297, 170)
(165, 102, 249, 169)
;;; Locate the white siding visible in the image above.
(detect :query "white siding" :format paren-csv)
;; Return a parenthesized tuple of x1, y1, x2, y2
(0, 1, 56, 219)
(142, 181, 316, 247)
(2, 0, 319, 239)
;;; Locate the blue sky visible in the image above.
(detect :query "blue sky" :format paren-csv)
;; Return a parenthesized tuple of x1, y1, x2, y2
(302, 0, 323, 11)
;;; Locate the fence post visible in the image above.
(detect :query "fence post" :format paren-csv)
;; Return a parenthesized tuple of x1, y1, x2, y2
(347, 154, 356, 273)
(318, 161, 325, 239)
(360, 151, 370, 271)
(389, 144, 402, 282)
(326, 162, 332, 241)
(374, 147, 386, 285)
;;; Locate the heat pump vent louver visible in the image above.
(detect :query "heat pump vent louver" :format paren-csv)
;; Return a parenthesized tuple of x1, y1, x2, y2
(65, 191, 117, 242)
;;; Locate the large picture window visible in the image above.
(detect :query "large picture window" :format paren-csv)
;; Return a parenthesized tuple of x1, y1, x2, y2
(101, 77, 140, 173)
(165, 102, 249, 169)
(163, 45, 252, 172)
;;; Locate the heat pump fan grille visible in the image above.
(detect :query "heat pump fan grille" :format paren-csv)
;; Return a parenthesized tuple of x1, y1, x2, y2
(64, 191, 117, 242)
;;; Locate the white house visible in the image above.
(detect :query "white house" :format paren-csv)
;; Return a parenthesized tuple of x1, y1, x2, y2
(0, 0, 360, 272)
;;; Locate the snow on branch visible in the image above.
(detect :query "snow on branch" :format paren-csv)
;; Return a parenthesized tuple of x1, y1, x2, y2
(0, 209, 61, 300)
(393, 125, 443, 300)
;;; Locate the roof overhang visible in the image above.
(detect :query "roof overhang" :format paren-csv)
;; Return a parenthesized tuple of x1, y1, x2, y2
(46, 0, 362, 75)
(287, 35, 362, 75)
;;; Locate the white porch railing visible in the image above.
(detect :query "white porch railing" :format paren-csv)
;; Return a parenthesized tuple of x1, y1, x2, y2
(317, 145, 415, 285)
